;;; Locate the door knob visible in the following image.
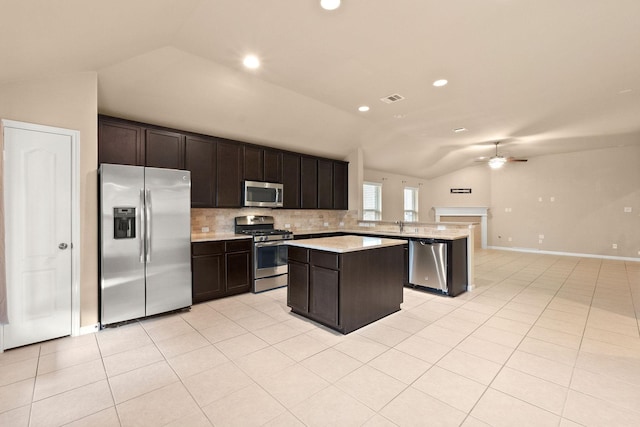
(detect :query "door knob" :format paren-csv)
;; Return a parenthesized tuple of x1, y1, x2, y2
(58, 243, 68, 250)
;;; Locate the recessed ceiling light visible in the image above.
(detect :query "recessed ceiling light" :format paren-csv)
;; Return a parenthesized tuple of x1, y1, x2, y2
(243, 55, 260, 69)
(453, 127, 467, 133)
(618, 88, 633, 94)
(358, 105, 370, 112)
(433, 79, 448, 87)
(320, 0, 340, 10)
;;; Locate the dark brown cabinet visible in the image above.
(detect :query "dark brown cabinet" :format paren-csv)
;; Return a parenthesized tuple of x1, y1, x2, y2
(98, 115, 348, 210)
(333, 161, 348, 210)
(192, 241, 225, 303)
(145, 129, 185, 169)
(317, 159, 333, 209)
(282, 153, 301, 208)
(185, 136, 217, 208)
(264, 149, 283, 183)
(244, 146, 264, 182)
(191, 238, 252, 303)
(225, 240, 252, 294)
(300, 157, 318, 209)
(287, 246, 309, 312)
(98, 117, 144, 166)
(287, 242, 405, 334)
(217, 141, 244, 207)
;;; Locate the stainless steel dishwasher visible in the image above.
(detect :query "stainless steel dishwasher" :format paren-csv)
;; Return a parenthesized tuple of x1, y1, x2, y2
(409, 239, 448, 293)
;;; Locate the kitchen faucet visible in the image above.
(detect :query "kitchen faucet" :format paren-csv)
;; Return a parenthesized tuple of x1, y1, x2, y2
(395, 220, 404, 233)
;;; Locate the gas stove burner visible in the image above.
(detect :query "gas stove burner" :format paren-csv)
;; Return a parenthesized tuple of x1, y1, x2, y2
(235, 215, 292, 242)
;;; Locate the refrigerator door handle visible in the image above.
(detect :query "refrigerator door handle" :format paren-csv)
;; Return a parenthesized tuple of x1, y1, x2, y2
(139, 189, 145, 263)
(145, 188, 152, 263)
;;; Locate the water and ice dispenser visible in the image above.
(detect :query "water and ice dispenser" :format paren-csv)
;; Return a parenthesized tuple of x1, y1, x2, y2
(113, 207, 136, 239)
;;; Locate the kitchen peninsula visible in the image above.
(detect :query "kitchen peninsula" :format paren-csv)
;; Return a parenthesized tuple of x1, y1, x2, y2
(287, 235, 406, 334)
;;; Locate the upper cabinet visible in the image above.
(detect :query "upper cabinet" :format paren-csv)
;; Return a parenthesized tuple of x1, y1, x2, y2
(243, 146, 264, 182)
(145, 129, 185, 170)
(300, 156, 318, 209)
(333, 161, 349, 210)
(317, 159, 333, 209)
(185, 135, 217, 208)
(98, 117, 144, 166)
(282, 153, 301, 209)
(216, 140, 244, 207)
(98, 115, 348, 210)
(264, 149, 283, 183)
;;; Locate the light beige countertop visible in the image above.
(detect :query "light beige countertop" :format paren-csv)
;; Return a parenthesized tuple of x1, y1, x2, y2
(294, 228, 469, 241)
(191, 232, 251, 243)
(286, 235, 407, 253)
(191, 228, 469, 243)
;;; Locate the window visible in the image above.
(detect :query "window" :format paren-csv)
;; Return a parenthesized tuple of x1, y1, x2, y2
(363, 182, 382, 220)
(404, 187, 419, 222)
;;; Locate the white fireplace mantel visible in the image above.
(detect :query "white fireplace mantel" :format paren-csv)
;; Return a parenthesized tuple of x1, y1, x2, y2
(434, 206, 489, 249)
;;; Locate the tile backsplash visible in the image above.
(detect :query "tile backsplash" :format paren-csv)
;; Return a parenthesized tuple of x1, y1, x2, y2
(191, 208, 359, 234)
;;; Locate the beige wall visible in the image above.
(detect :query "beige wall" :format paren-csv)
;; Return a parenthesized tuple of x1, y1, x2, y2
(363, 169, 429, 222)
(365, 145, 640, 259)
(489, 145, 640, 258)
(0, 72, 99, 327)
(422, 166, 491, 221)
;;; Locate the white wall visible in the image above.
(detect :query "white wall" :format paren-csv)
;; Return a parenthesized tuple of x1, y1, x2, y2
(0, 72, 99, 327)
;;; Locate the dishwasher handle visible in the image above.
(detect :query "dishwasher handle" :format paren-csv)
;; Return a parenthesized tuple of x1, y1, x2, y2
(417, 238, 436, 245)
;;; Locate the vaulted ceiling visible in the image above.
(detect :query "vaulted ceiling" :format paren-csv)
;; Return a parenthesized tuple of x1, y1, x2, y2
(3, 0, 640, 178)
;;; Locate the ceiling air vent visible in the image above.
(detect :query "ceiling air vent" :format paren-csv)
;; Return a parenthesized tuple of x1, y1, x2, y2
(380, 93, 405, 104)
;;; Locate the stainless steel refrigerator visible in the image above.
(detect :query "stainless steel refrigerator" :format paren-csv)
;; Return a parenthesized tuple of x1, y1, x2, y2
(99, 164, 192, 326)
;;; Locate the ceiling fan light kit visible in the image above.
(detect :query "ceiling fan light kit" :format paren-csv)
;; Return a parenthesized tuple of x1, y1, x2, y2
(489, 156, 507, 169)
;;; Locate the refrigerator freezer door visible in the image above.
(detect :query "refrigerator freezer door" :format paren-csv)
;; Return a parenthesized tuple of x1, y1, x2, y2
(100, 164, 146, 324)
(144, 167, 192, 316)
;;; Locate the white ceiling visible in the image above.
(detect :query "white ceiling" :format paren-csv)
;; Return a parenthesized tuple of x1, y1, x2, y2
(3, 0, 640, 178)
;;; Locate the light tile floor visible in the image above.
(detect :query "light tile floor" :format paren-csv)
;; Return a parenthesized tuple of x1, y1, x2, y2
(1, 249, 640, 426)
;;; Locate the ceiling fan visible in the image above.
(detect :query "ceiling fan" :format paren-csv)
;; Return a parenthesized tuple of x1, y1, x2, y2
(478, 141, 528, 169)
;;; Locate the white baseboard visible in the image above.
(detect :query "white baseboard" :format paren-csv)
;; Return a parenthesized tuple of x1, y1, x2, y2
(78, 323, 100, 336)
(487, 246, 640, 262)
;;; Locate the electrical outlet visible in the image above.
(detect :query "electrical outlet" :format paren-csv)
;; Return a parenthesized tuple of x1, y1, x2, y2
(539, 234, 544, 239)
(550, 196, 555, 202)
(339, 222, 344, 227)
(624, 207, 632, 213)
(201, 226, 209, 233)
(539, 239, 543, 244)
(538, 197, 543, 202)
(508, 237, 512, 242)
(284, 223, 291, 228)
(612, 243, 617, 249)
(323, 222, 329, 227)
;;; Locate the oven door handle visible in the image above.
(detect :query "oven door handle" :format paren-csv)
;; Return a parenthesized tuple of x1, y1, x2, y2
(254, 240, 289, 247)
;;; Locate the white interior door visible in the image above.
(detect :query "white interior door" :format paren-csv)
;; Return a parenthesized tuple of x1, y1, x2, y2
(3, 124, 73, 349)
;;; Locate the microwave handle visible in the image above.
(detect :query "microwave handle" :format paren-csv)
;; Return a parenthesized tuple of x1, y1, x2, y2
(276, 187, 281, 202)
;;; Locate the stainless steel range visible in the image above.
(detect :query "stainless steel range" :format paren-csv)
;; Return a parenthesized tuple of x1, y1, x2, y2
(235, 215, 293, 293)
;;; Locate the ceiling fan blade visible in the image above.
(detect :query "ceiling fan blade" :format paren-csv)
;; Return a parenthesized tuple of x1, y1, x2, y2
(506, 157, 528, 162)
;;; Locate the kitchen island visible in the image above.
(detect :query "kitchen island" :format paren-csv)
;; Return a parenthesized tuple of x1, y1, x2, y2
(287, 235, 407, 334)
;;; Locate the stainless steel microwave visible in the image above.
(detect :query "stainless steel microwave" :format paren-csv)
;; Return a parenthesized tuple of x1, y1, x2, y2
(243, 180, 283, 208)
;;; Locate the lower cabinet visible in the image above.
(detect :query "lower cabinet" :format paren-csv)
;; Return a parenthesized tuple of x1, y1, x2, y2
(287, 244, 405, 334)
(192, 239, 252, 303)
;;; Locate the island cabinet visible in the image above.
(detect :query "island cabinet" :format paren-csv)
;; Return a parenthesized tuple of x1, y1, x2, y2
(287, 237, 406, 334)
(192, 239, 252, 303)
